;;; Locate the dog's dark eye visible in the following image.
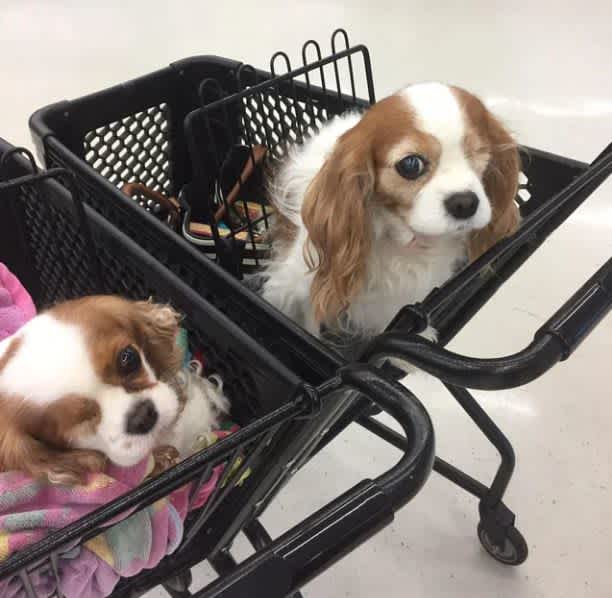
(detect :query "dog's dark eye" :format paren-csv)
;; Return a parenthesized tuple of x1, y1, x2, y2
(117, 346, 141, 375)
(396, 155, 427, 180)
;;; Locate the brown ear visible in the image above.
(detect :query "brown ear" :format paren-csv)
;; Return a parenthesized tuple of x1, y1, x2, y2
(134, 300, 182, 379)
(468, 114, 521, 260)
(0, 398, 106, 484)
(302, 130, 374, 326)
(13, 441, 105, 485)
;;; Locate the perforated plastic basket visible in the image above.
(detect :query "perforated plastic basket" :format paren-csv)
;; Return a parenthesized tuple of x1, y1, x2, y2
(27, 35, 612, 574)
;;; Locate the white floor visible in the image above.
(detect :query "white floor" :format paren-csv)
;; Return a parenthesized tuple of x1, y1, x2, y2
(2, 2, 611, 597)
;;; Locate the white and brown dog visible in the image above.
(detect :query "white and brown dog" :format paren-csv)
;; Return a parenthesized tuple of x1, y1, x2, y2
(263, 82, 520, 344)
(0, 296, 228, 483)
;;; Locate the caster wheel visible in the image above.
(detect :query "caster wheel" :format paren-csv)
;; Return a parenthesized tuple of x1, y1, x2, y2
(477, 522, 528, 565)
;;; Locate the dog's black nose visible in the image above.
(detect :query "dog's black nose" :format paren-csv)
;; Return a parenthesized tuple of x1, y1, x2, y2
(125, 399, 158, 435)
(445, 191, 479, 220)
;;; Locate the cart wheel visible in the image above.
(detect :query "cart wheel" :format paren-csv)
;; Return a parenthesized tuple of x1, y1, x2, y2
(477, 522, 528, 565)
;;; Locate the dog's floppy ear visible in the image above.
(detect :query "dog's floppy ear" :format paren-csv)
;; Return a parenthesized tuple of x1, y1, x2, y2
(302, 127, 374, 326)
(0, 395, 106, 484)
(133, 300, 182, 379)
(468, 113, 521, 260)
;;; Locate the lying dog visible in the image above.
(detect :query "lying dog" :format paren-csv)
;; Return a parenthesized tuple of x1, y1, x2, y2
(0, 296, 228, 483)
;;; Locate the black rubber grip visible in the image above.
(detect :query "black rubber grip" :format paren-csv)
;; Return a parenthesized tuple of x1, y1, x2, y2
(197, 481, 391, 598)
(536, 257, 612, 359)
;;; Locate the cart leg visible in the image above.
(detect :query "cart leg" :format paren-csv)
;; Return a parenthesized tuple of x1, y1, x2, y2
(355, 387, 529, 565)
(444, 384, 515, 503)
(283, 377, 529, 567)
(243, 518, 273, 551)
(444, 384, 528, 565)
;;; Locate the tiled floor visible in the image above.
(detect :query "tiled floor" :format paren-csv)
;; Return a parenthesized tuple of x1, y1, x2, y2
(2, 1, 611, 596)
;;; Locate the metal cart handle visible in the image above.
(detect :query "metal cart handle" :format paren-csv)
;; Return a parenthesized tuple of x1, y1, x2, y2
(363, 257, 612, 390)
(195, 364, 435, 598)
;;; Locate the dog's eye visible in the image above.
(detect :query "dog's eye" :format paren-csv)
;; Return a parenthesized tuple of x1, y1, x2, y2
(396, 155, 427, 180)
(117, 346, 141, 375)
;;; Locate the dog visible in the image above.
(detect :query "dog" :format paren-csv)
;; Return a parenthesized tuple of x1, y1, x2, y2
(0, 296, 228, 483)
(262, 82, 520, 348)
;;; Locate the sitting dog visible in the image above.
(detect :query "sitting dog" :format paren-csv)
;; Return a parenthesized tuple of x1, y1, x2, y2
(262, 82, 520, 348)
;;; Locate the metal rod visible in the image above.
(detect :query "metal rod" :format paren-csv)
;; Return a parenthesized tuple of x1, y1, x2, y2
(444, 384, 515, 504)
(355, 415, 488, 498)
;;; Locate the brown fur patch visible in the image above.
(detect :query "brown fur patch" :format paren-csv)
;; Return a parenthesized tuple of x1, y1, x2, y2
(51, 296, 182, 387)
(452, 86, 521, 258)
(151, 445, 180, 477)
(0, 337, 22, 374)
(0, 394, 105, 482)
(35, 395, 102, 446)
(268, 210, 298, 248)
(0, 296, 182, 483)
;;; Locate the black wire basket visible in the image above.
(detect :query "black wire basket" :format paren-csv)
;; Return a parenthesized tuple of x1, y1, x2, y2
(0, 138, 435, 598)
(28, 29, 612, 576)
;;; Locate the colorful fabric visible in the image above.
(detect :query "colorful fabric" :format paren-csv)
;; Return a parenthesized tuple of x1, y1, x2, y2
(176, 327, 192, 367)
(0, 424, 240, 598)
(0, 263, 36, 341)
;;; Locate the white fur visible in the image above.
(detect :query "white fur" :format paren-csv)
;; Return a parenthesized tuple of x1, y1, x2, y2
(402, 83, 491, 236)
(263, 82, 488, 339)
(165, 362, 230, 457)
(0, 315, 101, 404)
(76, 383, 179, 467)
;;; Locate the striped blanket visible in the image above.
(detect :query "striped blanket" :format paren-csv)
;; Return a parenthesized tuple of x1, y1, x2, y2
(0, 424, 238, 598)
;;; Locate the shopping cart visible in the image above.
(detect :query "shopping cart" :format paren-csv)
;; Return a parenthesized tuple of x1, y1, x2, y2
(28, 29, 612, 575)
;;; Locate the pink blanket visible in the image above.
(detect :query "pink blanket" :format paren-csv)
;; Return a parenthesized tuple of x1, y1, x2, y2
(0, 263, 36, 341)
(0, 429, 236, 597)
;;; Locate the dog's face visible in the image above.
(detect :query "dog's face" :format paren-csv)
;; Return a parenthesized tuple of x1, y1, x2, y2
(372, 84, 497, 241)
(0, 296, 183, 481)
(302, 82, 520, 323)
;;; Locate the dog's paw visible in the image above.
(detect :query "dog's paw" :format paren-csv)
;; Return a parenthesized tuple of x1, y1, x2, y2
(151, 445, 180, 477)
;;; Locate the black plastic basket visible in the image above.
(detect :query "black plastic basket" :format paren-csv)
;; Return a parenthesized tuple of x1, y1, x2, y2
(0, 139, 437, 598)
(29, 31, 612, 573)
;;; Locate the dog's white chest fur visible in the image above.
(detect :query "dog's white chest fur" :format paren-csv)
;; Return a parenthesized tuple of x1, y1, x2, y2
(263, 227, 463, 337)
(345, 238, 464, 335)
